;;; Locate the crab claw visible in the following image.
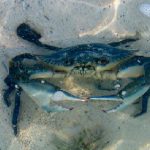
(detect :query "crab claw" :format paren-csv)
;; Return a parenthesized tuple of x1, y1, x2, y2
(19, 80, 86, 112)
(90, 95, 123, 101)
(116, 56, 148, 79)
(89, 79, 150, 113)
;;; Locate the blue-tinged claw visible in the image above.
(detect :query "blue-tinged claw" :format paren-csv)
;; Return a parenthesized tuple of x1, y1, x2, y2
(107, 84, 150, 113)
(89, 78, 150, 113)
(18, 80, 86, 112)
(89, 95, 123, 101)
(117, 56, 149, 79)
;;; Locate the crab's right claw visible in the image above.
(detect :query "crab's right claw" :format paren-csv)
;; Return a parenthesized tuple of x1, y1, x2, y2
(90, 95, 123, 101)
(19, 80, 86, 112)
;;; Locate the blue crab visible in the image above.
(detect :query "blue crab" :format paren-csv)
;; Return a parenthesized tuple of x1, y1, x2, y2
(3, 23, 150, 135)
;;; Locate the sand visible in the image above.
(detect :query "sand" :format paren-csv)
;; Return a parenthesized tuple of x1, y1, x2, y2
(0, 0, 150, 150)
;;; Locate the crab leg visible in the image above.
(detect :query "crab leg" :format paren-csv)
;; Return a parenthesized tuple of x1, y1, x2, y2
(108, 38, 139, 47)
(134, 63, 150, 116)
(11, 53, 37, 62)
(134, 89, 150, 117)
(17, 23, 61, 51)
(3, 76, 16, 106)
(116, 56, 149, 79)
(14, 63, 67, 80)
(29, 69, 66, 79)
(18, 80, 86, 113)
(3, 86, 15, 107)
(3, 75, 22, 135)
(12, 87, 22, 135)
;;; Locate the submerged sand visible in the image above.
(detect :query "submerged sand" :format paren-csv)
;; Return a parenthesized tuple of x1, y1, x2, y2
(0, 0, 150, 150)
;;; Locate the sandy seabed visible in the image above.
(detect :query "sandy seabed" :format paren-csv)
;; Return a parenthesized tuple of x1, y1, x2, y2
(1, 0, 150, 150)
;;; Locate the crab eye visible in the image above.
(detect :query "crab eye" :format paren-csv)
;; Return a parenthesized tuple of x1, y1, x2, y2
(98, 57, 109, 65)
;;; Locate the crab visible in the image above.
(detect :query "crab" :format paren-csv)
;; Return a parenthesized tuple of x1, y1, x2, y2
(3, 23, 150, 135)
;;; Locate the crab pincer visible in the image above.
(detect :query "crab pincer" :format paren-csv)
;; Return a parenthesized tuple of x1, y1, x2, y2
(18, 80, 86, 113)
(89, 78, 150, 116)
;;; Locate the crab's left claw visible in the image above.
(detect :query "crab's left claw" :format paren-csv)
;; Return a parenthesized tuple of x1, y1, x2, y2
(19, 80, 86, 113)
(89, 79, 150, 114)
